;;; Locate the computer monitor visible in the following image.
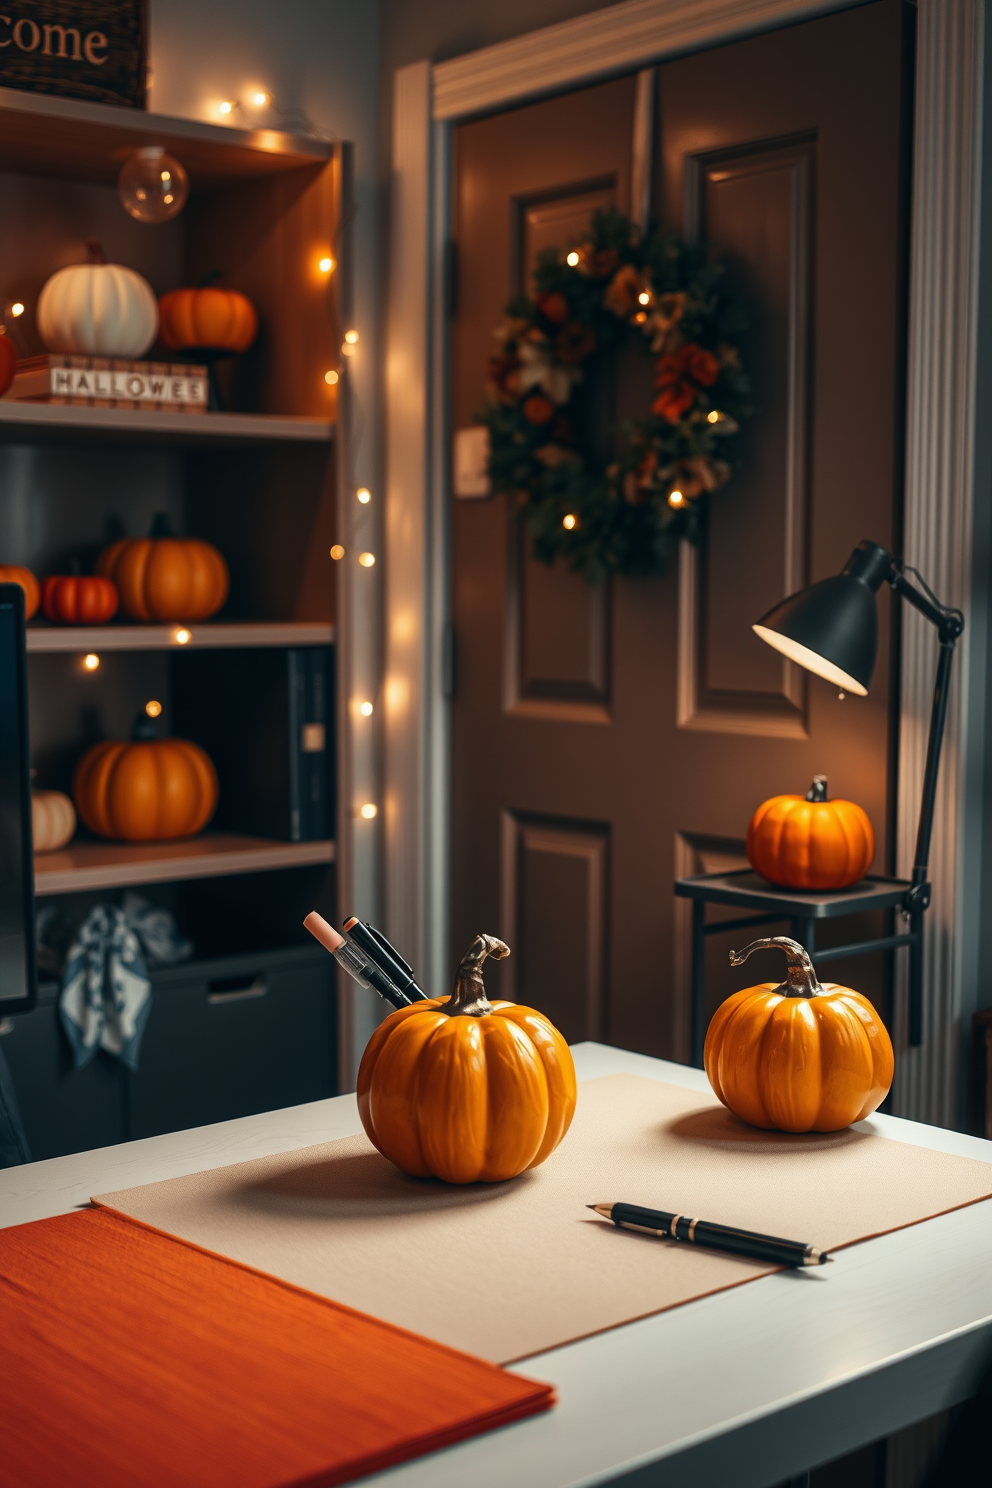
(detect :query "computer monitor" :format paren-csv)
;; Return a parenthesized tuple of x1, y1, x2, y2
(0, 583, 37, 1014)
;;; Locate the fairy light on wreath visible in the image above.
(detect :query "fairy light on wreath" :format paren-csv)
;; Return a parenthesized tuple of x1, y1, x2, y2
(479, 208, 752, 580)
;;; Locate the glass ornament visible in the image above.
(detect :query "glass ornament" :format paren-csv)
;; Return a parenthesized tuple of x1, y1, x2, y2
(118, 147, 189, 224)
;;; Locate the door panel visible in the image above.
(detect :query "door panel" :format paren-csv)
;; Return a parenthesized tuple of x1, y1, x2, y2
(451, 2, 909, 1058)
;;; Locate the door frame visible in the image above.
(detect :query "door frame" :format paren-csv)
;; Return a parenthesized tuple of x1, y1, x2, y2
(384, 0, 990, 1125)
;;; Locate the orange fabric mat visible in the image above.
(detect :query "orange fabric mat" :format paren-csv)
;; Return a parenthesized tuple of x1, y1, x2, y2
(0, 1208, 554, 1488)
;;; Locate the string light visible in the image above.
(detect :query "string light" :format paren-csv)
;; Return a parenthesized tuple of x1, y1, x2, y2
(358, 700, 374, 717)
(668, 489, 685, 508)
(10, 302, 24, 317)
(251, 91, 269, 107)
(358, 551, 375, 568)
(566, 251, 580, 266)
(707, 410, 723, 424)
(562, 513, 578, 530)
(145, 700, 162, 718)
(174, 627, 191, 645)
(638, 291, 651, 305)
(319, 255, 334, 273)
(83, 653, 100, 671)
(324, 370, 339, 385)
(330, 544, 345, 560)
(344, 330, 359, 344)
(356, 487, 371, 504)
(218, 100, 234, 116)
(359, 802, 378, 820)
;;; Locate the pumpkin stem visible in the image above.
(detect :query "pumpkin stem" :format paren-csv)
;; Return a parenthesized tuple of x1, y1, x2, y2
(806, 775, 828, 802)
(445, 934, 510, 1017)
(198, 269, 224, 288)
(84, 238, 106, 264)
(729, 936, 821, 999)
(149, 512, 176, 538)
(131, 710, 159, 742)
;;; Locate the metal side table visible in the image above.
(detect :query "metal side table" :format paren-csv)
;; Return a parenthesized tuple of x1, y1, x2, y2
(674, 870, 922, 1067)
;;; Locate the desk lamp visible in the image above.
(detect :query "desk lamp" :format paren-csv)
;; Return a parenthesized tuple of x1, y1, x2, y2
(752, 540, 964, 1044)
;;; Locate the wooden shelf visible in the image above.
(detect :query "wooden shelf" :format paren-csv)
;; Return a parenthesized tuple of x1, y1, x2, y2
(34, 833, 335, 896)
(0, 85, 333, 187)
(0, 402, 334, 448)
(26, 621, 335, 654)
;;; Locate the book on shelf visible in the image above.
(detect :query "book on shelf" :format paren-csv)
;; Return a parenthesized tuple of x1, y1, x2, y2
(6, 355, 208, 412)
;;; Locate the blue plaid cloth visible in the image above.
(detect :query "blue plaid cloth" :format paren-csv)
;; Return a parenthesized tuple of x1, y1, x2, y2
(59, 905, 153, 1072)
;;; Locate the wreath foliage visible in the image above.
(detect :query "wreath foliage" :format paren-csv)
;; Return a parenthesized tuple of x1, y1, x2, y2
(479, 208, 752, 581)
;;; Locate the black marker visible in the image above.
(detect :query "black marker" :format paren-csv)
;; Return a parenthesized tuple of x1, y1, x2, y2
(304, 913, 412, 1009)
(343, 917, 430, 1001)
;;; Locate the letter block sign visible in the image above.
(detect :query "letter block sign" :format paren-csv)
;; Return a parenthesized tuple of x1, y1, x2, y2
(0, 2, 146, 108)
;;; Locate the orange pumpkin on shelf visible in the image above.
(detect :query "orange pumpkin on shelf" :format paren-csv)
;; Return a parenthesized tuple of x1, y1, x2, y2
(0, 332, 15, 396)
(704, 936, 894, 1133)
(96, 514, 229, 622)
(158, 284, 258, 355)
(41, 573, 118, 625)
(358, 934, 576, 1184)
(746, 775, 875, 890)
(0, 565, 40, 619)
(73, 714, 218, 842)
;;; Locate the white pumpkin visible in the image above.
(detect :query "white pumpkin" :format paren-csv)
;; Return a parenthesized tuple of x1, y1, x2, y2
(37, 251, 159, 358)
(32, 789, 76, 853)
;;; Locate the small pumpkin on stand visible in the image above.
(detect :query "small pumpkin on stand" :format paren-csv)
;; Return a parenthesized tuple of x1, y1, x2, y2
(41, 571, 118, 625)
(0, 565, 40, 619)
(358, 934, 576, 1184)
(704, 936, 894, 1133)
(37, 240, 158, 359)
(158, 278, 258, 410)
(31, 789, 76, 852)
(747, 775, 875, 890)
(73, 711, 218, 842)
(96, 514, 229, 622)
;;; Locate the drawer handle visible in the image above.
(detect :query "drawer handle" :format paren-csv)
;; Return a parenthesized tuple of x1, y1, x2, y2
(207, 975, 268, 1004)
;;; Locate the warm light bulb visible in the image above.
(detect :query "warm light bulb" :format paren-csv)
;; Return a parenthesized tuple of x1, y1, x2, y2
(356, 487, 371, 504)
(251, 91, 269, 107)
(668, 489, 684, 508)
(358, 700, 374, 717)
(638, 291, 651, 305)
(359, 802, 378, 820)
(358, 551, 376, 568)
(174, 627, 191, 645)
(218, 100, 234, 115)
(319, 256, 334, 273)
(562, 513, 578, 530)
(341, 343, 356, 357)
(118, 146, 189, 223)
(145, 699, 162, 718)
(634, 311, 647, 323)
(707, 410, 722, 424)
(324, 369, 339, 385)
(10, 302, 24, 317)
(83, 653, 100, 671)
(344, 330, 359, 344)
(566, 251, 580, 266)
(330, 544, 345, 560)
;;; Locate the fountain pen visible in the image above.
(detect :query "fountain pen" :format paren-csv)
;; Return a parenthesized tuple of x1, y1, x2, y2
(588, 1203, 831, 1268)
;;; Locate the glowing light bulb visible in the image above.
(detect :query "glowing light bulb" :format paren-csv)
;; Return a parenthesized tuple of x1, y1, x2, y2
(359, 802, 378, 820)
(83, 653, 100, 671)
(566, 251, 580, 266)
(118, 147, 188, 224)
(324, 369, 339, 385)
(358, 551, 376, 568)
(634, 311, 647, 323)
(358, 700, 374, 717)
(638, 291, 651, 305)
(344, 329, 359, 344)
(10, 302, 24, 317)
(145, 699, 162, 718)
(562, 513, 578, 530)
(668, 489, 685, 508)
(356, 487, 371, 504)
(707, 410, 722, 424)
(174, 628, 191, 645)
(251, 91, 269, 107)
(218, 100, 234, 116)
(330, 544, 345, 560)
(319, 256, 334, 273)
(341, 343, 356, 357)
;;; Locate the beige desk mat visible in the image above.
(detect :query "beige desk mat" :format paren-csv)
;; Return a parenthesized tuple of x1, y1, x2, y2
(94, 1074, 992, 1364)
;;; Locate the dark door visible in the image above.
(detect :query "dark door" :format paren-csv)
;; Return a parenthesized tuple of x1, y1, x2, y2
(450, 0, 910, 1058)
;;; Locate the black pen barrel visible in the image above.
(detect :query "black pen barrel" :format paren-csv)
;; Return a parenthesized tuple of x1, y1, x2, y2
(612, 1204, 812, 1267)
(345, 919, 430, 1001)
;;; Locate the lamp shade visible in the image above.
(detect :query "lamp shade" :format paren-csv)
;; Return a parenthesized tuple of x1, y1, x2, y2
(752, 541, 894, 697)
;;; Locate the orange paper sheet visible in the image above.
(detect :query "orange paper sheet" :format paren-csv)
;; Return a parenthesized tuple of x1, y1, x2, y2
(0, 1208, 553, 1488)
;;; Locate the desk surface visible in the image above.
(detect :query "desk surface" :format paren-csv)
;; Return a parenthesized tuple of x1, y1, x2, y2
(2, 1043, 990, 1488)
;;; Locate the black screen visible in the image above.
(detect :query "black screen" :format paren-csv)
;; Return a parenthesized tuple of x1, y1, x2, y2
(0, 585, 36, 1012)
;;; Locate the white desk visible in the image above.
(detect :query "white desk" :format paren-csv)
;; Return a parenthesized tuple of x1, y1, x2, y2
(2, 1043, 990, 1488)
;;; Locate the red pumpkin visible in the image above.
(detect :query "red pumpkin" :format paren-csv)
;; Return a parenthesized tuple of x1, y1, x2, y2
(158, 286, 258, 354)
(41, 574, 118, 625)
(0, 333, 15, 397)
(0, 565, 40, 619)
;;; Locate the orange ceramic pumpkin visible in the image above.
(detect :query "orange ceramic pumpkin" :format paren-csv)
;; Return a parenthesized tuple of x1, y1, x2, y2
(97, 514, 228, 622)
(41, 574, 118, 624)
(747, 775, 875, 890)
(158, 286, 258, 354)
(704, 936, 894, 1133)
(358, 934, 576, 1184)
(73, 719, 218, 841)
(0, 565, 40, 619)
(0, 332, 15, 396)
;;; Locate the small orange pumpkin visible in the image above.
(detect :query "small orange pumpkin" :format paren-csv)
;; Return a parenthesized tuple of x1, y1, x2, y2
(158, 285, 258, 355)
(705, 936, 893, 1133)
(0, 565, 40, 619)
(747, 775, 875, 890)
(96, 513, 228, 622)
(31, 789, 76, 852)
(41, 573, 118, 625)
(0, 332, 15, 396)
(73, 714, 218, 842)
(358, 934, 576, 1184)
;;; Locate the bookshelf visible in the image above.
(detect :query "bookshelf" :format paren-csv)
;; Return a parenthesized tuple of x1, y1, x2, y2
(26, 621, 335, 653)
(0, 402, 334, 447)
(34, 833, 335, 896)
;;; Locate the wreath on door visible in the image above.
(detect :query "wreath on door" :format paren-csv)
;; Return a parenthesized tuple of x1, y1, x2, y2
(479, 208, 752, 581)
